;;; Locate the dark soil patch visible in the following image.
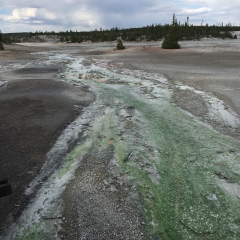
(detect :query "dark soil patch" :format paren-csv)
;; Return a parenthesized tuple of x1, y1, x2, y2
(0, 78, 95, 235)
(14, 67, 60, 74)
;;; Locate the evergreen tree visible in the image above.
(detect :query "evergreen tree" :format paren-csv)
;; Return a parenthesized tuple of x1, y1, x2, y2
(196, 31, 201, 40)
(0, 30, 4, 50)
(78, 36, 83, 43)
(162, 14, 180, 49)
(71, 34, 78, 43)
(109, 32, 116, 41)
(65, 36, 69, 42)
(116, 39, 125, 50)
(121, 30, 127, 41)
(128, 33, 136, 41)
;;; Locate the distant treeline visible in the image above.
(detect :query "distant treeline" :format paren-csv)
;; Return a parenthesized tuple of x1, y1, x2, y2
(1, 23, 239, 44)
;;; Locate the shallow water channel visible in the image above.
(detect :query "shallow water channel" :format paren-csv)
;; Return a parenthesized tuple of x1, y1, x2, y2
(6, 53, 240, 239)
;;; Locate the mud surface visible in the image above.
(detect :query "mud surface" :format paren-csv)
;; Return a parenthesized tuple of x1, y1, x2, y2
(0, 57, 95, 235)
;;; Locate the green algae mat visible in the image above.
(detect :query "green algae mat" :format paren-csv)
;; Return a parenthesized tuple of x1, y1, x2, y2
(65, 58, 240, 239)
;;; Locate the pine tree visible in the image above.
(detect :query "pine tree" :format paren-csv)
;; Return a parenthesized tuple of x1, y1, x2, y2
(78, 36, 83, 43)
(0, 30, 4, 50)
(162, 14, 181, 49)
(116, 39, 125, 50)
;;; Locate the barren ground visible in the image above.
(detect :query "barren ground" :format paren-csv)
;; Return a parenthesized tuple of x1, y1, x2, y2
(0, 39, 240, 239)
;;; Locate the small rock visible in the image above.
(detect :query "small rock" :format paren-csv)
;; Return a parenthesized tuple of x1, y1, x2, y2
(110, 185, 118, 192)
(206, 193, 218, 201)
(124, 152, 132, 162)
(103, 180, 109, 185)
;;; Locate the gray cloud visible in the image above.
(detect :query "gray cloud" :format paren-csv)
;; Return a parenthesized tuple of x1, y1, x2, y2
(1, 0, 240, 32)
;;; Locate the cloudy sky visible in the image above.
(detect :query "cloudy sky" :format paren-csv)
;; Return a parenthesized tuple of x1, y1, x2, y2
(0, 0, 239, 33)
